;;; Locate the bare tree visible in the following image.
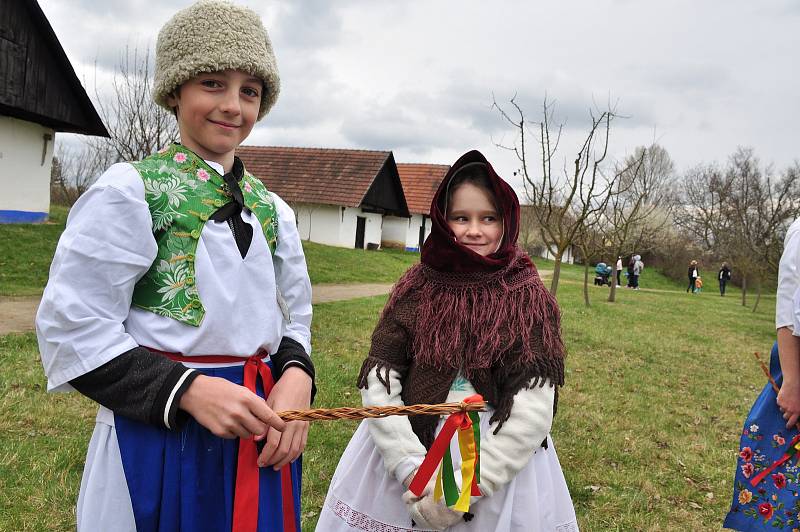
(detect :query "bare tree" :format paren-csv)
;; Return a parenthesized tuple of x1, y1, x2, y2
(50, 141, 115, 205)
(573, 210, 608, 306)
(603, 144, 677, 302)
(92, 45, 178, 162)
(493, 96, 632, 296)
(676, 148, 800, 310)
(57, 45, 179, 203)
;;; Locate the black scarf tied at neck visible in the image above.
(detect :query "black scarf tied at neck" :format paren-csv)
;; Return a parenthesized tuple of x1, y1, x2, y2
(209, 156, 253, 259)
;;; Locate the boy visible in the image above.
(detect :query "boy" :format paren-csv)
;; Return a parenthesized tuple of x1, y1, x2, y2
(35, 2, 313, 530)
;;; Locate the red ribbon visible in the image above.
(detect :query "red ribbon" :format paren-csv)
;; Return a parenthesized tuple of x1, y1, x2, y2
(152, 350, 297, 532)
(409, 394, 484, 497)
(750, 433, 800, 487)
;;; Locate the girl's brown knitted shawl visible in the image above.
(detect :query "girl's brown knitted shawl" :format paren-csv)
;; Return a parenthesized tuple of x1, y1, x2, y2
(357, 150, 565, 449)
(357, 249, 565, 449)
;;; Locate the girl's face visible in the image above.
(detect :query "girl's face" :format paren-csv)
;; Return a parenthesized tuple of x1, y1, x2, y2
(446, 182, 503, 256)
(166, 69, 262, 166)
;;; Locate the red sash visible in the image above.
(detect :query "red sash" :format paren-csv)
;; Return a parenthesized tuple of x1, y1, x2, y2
(153, 349, 297, 532)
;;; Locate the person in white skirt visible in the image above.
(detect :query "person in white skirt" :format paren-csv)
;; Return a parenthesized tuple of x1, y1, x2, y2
(36, 2, 314, 529)
(316, 150, 578, 531)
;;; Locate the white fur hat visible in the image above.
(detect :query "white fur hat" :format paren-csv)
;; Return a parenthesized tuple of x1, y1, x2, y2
(153, 0, 280, 120)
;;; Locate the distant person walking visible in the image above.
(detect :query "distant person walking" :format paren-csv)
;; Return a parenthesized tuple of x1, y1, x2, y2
(632, 254, 644, 290)
(718, 262, 732, 296)
(615, 256, 623, 287)
(626, 256, 635, 288)
(687, 260, 699, 293)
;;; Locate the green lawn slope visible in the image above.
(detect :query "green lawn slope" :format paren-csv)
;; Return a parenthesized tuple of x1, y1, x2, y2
(0, 207, 777, 530)
(0, 206, 420, 296)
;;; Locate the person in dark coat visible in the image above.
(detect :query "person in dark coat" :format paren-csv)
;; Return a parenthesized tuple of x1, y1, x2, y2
(718, 262, 732, 296)
(687, 260, 699, 293)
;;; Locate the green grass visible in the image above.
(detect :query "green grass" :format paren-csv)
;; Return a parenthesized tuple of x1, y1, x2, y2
(0, 261, 778, 530)
(302, 241, 418, 284)
(0, 206, 68, 296)
(0, 206, 419, 296)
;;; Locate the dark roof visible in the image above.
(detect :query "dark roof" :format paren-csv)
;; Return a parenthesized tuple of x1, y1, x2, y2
(237, 145, 409, 216)
(396, 163, 450, 215)
(0, 0, 108, 136)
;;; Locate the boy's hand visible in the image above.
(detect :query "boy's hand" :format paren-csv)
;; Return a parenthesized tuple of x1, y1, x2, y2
(179, 374, 285, 438)
(257, 367, 312, 469)
(778, 379, 800, 429)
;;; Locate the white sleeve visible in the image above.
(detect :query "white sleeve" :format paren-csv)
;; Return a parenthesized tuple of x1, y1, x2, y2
(270, 193, 312, 354)
(477, 380, 555, 497)
(35, 163, 158, 391)
(777, 220, 800, 330)
(361, 368, 428, 485)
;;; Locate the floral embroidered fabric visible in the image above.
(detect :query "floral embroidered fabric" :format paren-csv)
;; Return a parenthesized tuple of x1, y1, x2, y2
(725, 342, 800, 531)
(130, 144, 278, 326)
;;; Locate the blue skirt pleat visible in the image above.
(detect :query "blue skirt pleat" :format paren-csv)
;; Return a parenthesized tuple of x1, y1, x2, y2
(724, 342, 800, 531)
(114, 363, 302, 532)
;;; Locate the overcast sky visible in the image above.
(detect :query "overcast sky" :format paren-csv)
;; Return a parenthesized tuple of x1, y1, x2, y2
(39, 0, 800, 191)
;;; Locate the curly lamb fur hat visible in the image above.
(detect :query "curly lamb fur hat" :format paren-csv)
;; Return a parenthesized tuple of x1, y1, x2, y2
(153, 0, 280, 120)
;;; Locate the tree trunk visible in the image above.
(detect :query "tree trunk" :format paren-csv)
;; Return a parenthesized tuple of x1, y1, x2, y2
(741, 275, 747, 307)
(752, 277, 762, 313)
(550, 252, 563, 296)
(583, 261, 591, 307)
(608, 266, 618, 303)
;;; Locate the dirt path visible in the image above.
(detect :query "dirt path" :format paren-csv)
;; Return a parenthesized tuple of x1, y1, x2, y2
(0, 283, 399, 336)
(0, 296, 41, 336)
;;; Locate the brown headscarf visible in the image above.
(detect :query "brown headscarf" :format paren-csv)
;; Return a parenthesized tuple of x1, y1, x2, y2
(359, 150, 565, 448)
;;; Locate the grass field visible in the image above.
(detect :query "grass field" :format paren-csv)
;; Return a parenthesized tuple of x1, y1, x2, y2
(0, 209, 777, 530)
(0, 206, 419, 296)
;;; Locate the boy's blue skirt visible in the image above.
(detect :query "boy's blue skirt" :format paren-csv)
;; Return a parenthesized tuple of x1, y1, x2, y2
(114, 363, 302, 532)
(724, 342, 800, 531)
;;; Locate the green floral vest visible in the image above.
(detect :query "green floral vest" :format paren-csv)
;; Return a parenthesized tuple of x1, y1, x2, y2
(130, 144, 278, 326)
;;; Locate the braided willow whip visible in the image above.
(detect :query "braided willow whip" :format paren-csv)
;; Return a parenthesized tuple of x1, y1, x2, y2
(276, 400, 486, 422)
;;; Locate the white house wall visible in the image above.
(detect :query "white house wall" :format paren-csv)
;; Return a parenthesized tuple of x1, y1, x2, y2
(291, 202, 384, 249)
(381, 216, 407, 248)
(407, 214, 431, 252)
(381, 214, 433, 252)
(0, 116, 53, 223)
(541, 244, 574, 264)
(292, 203, 341, 246)
(340, 207, 382, 249)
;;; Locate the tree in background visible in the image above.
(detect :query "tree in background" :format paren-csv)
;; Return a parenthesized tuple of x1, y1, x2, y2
(50, 142, 115, 205)
(53, 45, 178, 203)
(603, 144, 678, 302)
(493, 96, 634, 296)
(676, 148, 800, 310)
(92, 45, 178, 162)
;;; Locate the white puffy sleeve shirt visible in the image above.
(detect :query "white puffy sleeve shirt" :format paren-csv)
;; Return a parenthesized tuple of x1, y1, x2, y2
(778, 218, 800, 331)
(36, 160, 312, 392)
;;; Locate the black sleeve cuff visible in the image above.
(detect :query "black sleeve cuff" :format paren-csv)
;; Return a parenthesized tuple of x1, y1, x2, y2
(271, 336, 317, 404)
(151, 366, 201, 429)
(69, 346, 196, 430)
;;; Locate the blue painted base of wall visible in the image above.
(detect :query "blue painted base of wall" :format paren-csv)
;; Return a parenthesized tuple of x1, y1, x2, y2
(0, 210, 48, 223)
(404, 246, 420, 253)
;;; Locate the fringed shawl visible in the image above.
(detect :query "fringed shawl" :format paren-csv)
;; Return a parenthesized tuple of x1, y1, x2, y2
(357, 150, 566, 449)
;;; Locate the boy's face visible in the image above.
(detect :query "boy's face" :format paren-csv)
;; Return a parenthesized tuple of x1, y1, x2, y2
(167, 70, 262, 164)
(446, 182, 503, 257)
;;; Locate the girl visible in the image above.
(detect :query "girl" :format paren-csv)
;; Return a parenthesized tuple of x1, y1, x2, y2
(316, 151, 578, 531)
(36, 2, 314, 531)
(724, 217, 800, 530)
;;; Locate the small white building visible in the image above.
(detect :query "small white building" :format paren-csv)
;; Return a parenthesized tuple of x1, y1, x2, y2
(237, 146, 409, 249)
(383, 163, 450, 251)
(519, 204, 576, 264)
(0, 0, 108, 223)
